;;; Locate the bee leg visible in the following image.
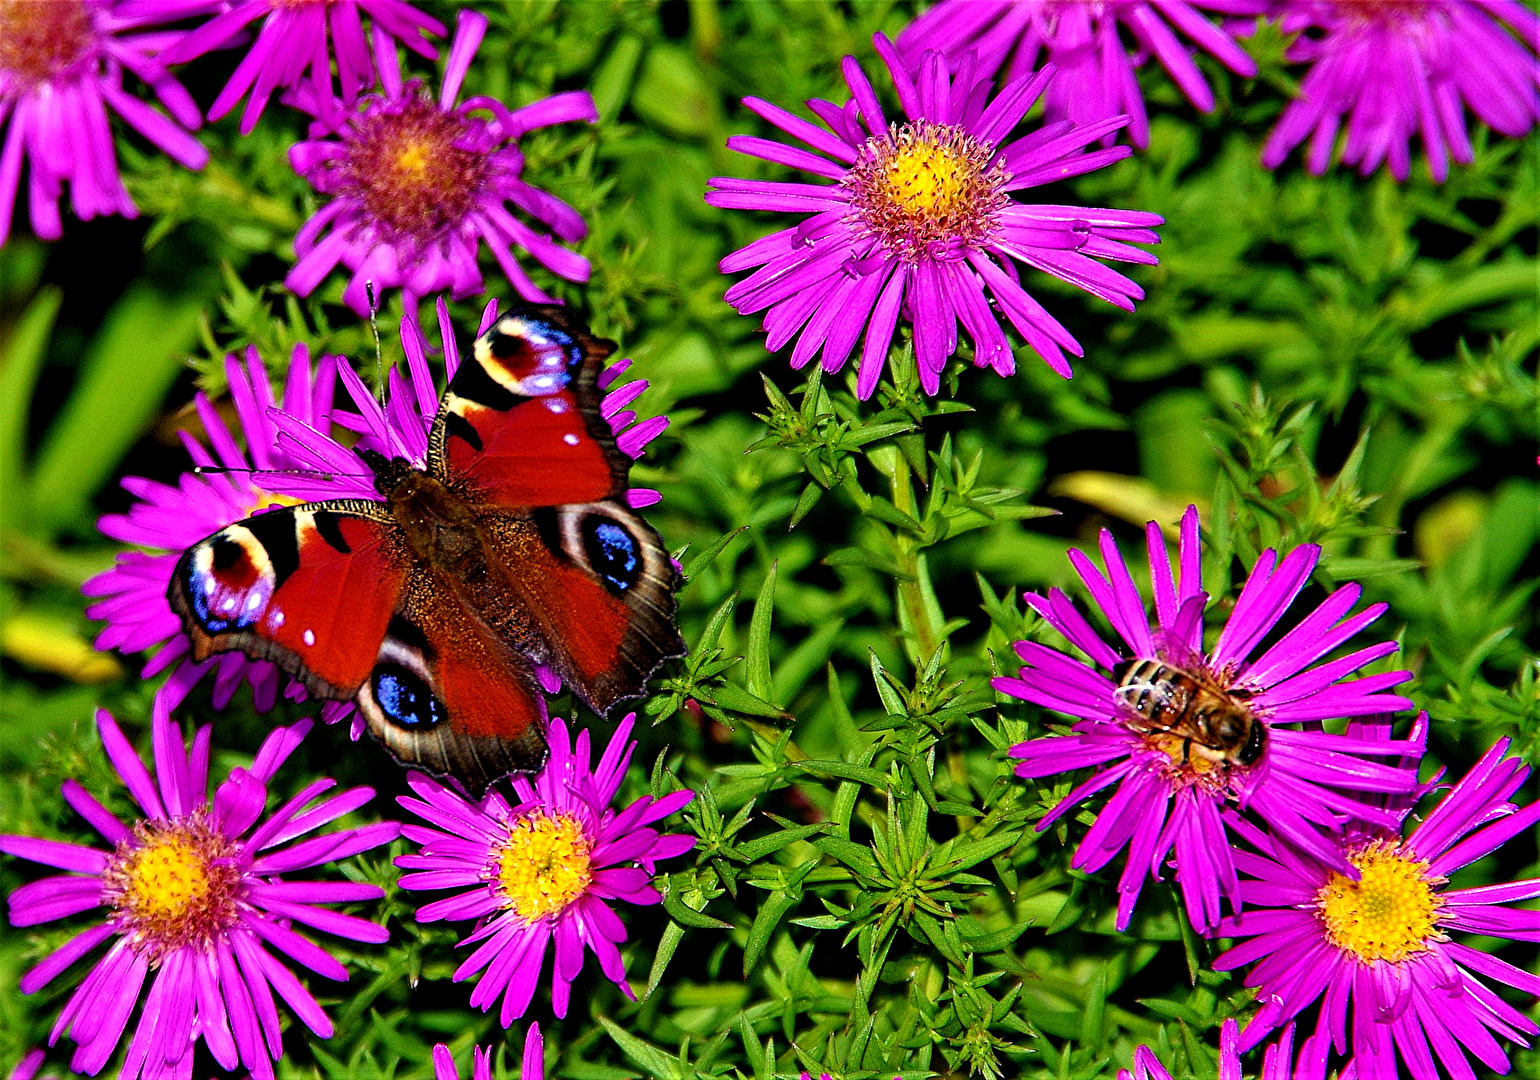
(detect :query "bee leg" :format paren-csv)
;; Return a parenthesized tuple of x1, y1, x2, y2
(1182, 739, 1192, 767)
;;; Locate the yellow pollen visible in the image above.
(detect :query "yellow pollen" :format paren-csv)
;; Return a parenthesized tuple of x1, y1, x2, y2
(493, 812, 593, 920)
(342, 95, 486, 243)
(878, 143, 970, 217)
(121, 837, 209, 919)
(102, 814, 244, 960)
(844, 120, 1010, 264)
(250, 490, 302, 512)
(395, 141, 431, 177)
(1316, 840, 1444, 964)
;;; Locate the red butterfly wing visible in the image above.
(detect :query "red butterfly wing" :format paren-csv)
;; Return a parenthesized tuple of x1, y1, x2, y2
(480, 500, 684, 715)
(429, 307, 626, 508)
(168, 501, 406, 697)
(357, 570, 548, 795)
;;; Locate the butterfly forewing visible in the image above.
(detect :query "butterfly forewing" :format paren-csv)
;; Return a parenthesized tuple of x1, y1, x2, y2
(169, 501, 406, 698)
(429, 307, 626, 507)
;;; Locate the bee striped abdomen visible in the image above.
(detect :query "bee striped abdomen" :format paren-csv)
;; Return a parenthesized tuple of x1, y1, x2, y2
(1111, 657, 1265, 770)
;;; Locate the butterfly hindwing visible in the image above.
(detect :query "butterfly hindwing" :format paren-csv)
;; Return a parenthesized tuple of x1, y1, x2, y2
(357, 571, 549, 795)
(428, 306, 627, 508)
(482, 499, 684, 715)
(169, 501, 406, 698)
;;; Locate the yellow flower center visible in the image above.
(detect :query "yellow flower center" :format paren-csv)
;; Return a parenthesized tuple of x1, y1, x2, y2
(342, 95, 488, 243)
(102, 814, 244, 960)
(0, 0, 96, 87)
(250, 490, 303, 512)
(493, 811, 593, 920)
(1316, 840, 1445, 964)
(123, 838, 209, 917)
(845, 120, 1010, 264)
(879, 142, 972, 218)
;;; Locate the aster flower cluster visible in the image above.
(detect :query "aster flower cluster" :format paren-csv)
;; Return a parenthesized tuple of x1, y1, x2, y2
(0, 703, 399, 1079)
(18, 226, 685, 1074)
(3, 3, 596, 317)
(708, 33, 1163, 396)
(996, 504, 1540, 1079)
(5, 0, 1537, 1078)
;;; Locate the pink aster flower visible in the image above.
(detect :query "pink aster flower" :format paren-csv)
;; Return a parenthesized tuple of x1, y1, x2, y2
(142, 0, 444, 134)
(1214, 734, 1540, 1080)
(0, 703, 400, 1080)
(897, 1, 1269, 148)
(394, 713, 695, 1024)
(285, 10, 596, 317)
(267, 296, 669, 511)
(433, 1025, 543, 1080)
(995, 504, 1421, 933)
(706, 33, 1162, 398)
(1261, 0, 1540, 182)
(82, 342, 352, 714)
(1119, 1018, 1300, 1080)
(0, 0, 209, 246)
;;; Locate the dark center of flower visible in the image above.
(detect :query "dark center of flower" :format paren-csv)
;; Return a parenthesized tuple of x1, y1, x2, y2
(1335, 0, 1442, 23)
(490, 810, 593, 920)
(340, 95, 489, 244)
(100, 812, 245, 961)
(1315, 839, 1445, 963)
(0, 0, 97, 87)
(843, 120, 1010, 263)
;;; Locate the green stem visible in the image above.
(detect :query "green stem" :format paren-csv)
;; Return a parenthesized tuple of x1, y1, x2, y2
(870, 445, 942, 666)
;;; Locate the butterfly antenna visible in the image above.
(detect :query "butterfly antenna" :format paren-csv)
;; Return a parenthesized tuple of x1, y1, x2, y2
(365, 280, 386, 408)
(193, 465, 374, 481)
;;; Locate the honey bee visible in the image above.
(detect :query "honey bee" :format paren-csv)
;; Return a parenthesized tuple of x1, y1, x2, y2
(1112, 658, 1265, 770)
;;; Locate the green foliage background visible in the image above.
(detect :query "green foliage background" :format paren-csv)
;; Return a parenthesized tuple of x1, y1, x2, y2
(1, 2, 1536, 1077)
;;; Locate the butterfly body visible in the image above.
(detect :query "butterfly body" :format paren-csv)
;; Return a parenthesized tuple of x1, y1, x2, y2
(168, 307, 683, 794)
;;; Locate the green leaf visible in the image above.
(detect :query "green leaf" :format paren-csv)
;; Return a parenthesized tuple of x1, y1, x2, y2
(646, 920, 687, 999)
(745, 561, 777, 703)
(798, 759, 888, 788)
(0, 287, 61, 532)
(661, 884, 733, 930)
(742, 888, 800, 976)
(597, 1015, 684, 1079)
(31, 284, 204, 534)
(680, 527, 746, 585)
(705, 681, 787, 720)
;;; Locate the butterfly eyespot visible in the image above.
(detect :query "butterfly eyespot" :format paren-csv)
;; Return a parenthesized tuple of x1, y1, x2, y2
(474, 315, 582, 399)
(184, 533, 273, 634)
(372, 663, 446, 730)
(583, 517, 640, 593)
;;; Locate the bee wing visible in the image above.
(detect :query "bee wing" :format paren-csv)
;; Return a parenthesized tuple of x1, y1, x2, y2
(1152, 593, 1207, 670)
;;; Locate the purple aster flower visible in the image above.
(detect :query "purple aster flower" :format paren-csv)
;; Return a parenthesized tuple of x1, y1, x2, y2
(1119, 1018, 1298, 1080)
(394, 713, 695, 1023)
(7, 1049, 46, 1080)
(285, 10, 596, 317)
(143, 0, 444, 134)
(995, 504, 1420, 932)
(897, 1, 1269, 148)
(1261, 1, 1540, 182)
(0, 0, 209, 246)
(0, 703, 400, 1080)
(82, 342, 353, 715)
(433, 1025, 543, 1080)
(705, 33, 1162, 398)
(266, 296, 669, 512)
(1213, 733, 1540, 1080)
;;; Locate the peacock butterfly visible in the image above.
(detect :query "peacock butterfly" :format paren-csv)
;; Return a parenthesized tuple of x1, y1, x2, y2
(167, 306, 684, 794)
